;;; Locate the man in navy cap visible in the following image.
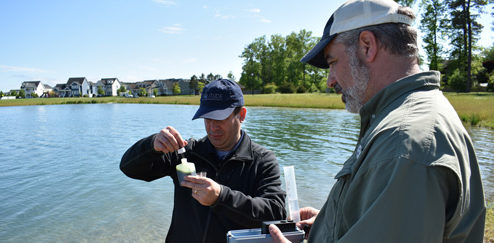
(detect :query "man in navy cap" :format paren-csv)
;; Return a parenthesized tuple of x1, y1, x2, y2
(120, 79, 286, 243)
(270, 0, 485, 242)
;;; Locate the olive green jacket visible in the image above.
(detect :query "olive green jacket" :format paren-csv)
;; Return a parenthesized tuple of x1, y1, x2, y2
(308, 71, 485, 242)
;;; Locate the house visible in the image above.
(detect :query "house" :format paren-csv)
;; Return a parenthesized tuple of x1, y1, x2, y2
(134, 80, 161, 96)
(53, 84, 70, 97)
(67, 77, 91, 97)
(20, 81, 45, 98)
(159, 79, 193, 95)
(121, 82, 137, 96)
(96, 78, 121, 96)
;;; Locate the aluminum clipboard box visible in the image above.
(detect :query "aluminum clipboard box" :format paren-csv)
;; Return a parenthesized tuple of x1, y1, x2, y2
(226, 228, 304, 243)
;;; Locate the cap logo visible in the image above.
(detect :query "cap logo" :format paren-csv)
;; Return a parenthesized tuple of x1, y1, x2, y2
(202, 92, 224, 101)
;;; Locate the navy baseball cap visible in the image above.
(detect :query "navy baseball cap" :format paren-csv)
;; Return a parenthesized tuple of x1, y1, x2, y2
(192, 79, 244, 120)
(300, 0, 413, 69)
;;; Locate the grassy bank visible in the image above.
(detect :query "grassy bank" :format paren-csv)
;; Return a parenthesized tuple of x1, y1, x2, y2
(1, 92, 493, 128)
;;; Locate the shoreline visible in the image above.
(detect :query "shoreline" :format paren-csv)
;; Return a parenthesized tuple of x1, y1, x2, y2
(1, 93, 493, 129)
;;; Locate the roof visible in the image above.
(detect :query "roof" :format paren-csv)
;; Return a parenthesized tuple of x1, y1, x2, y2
(67, 77, 87, 85)
(21, 81, 41, 89)
(100, 78, 119, 85)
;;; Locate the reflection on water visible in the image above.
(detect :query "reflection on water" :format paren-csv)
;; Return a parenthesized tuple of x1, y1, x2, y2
(0, 104, 492, 242)
(468, 127, 494, 202)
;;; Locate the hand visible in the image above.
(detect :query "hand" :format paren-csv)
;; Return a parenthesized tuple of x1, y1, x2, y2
(269, 224, 292, 243)
(296, 207, 320, 238)
(181, 175, 221, 206)
(153, 126, 188, 153)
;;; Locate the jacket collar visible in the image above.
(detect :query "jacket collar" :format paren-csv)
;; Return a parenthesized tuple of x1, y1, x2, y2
(194, 130, 254, 163)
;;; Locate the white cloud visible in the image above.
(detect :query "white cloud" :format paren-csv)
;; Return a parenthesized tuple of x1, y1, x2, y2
(260, 18, 272, 23)
(159, 24, 184, 34)
(152, 0, 176, 6)
(247, 8, 261, 13)
(0, 65, 50, 73)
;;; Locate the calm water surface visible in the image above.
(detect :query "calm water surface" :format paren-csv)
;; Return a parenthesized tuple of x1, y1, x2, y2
(0, 104, 493, 242)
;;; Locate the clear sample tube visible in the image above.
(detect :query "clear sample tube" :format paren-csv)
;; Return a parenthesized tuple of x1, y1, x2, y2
(283, 165, 300, 222)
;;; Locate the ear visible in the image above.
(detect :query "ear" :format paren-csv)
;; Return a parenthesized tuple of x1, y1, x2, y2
(358, 30, 378, 63)
(238, 107, 247, 123)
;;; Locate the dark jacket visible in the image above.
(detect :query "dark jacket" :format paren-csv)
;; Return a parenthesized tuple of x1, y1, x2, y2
(120, 131, 287, 243)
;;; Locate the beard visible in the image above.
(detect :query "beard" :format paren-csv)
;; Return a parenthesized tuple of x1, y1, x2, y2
(343, 48, 369, 114)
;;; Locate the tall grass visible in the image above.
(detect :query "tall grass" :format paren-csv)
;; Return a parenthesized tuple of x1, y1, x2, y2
(1, 92, 493, 128)
(444, 92, 494, 129)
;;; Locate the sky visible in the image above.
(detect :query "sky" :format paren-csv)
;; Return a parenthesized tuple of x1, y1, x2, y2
(1, 0, 493, 92)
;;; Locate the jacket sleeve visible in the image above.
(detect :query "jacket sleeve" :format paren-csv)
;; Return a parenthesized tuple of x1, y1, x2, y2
(211, 150, 287, 227)
(119, 134, 175, 182)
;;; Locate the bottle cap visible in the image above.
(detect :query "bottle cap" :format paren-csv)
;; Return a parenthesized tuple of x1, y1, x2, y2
(177, 147, 186, 154)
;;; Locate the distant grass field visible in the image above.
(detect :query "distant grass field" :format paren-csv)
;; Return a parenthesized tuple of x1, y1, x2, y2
(1, 92, 493, 128)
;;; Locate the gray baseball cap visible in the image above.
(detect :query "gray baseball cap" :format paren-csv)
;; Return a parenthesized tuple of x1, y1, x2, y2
(300, 0, 414, 68)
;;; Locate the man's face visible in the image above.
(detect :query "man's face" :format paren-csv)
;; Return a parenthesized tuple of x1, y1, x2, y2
(204, 108, 245, 151)
(324, 41, 369, 113)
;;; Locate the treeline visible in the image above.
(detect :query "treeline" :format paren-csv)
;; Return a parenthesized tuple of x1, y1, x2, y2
(238, 0, 494, 93)
(239, 30, 329, 94)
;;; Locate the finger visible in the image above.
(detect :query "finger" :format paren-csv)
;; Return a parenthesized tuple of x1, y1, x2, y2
(183, 175, 209, 184)
(269, 224, 288, 243)
(154, 132, 175, 153)
(166, 126, 186, 148)
(160, 129, 179, 151)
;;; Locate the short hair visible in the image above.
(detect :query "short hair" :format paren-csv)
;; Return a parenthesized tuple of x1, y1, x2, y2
(334, 6, 418, 59)
(233, 106, 242, 115)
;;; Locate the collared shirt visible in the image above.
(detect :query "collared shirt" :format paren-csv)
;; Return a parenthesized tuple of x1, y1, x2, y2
(308, 71, 485, 242)
(216, 130, 245, 161)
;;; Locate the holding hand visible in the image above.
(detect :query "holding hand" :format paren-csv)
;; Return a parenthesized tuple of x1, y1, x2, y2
(153, 126, 188, 153)
(181, 175, 221, 206)
(269, 206, 320, 242)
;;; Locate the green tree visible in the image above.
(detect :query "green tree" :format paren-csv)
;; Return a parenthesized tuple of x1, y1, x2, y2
(190, 75, 199, 94)
(0, 91, 3, 98)
(197, 81, 205, 94)
(97, 86, 104, 96)
(239, 36, 267, 92)
(445, 0, 489, 91)
(139, 87, 147, 97)
(206, 73, 215, 83)
(10, 90, 17, 97)
(31, 92, 38, 98)
(118, 86, 126, 95)
(173, 82, 181, 95)
(396, 0, 417, 6)
(227, 71, 236, 81)
(19, 89, 25, 98)
(420, 0, 447, 71)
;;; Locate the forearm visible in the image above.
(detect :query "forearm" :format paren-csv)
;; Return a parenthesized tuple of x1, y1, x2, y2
(212, 185, 286, 226)
(120, 134, 172, 181)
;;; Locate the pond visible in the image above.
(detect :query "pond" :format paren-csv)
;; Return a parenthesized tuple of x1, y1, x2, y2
(0, 104, 492, 242)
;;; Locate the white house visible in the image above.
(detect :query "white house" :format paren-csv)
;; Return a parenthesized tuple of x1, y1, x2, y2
(97, 78, 121, 96)
(67, 77, 91, 97)
(20, 81, 45, 98)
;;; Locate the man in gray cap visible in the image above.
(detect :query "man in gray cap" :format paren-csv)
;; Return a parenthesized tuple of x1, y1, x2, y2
(120, 79, 286, 243)
(270, 0, 485, 242)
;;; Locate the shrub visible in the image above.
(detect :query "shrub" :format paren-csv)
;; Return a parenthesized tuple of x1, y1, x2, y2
(296, 86, 307, 93)
(278, 83, 296, 93)
(448, 69, 467, 92)
(263, 83, 277, 94)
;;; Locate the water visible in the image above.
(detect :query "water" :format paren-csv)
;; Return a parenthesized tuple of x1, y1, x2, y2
(0, 104, 492, 242)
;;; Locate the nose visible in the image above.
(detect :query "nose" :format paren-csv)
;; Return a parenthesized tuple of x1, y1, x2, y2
(327, 71, 337, 88)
